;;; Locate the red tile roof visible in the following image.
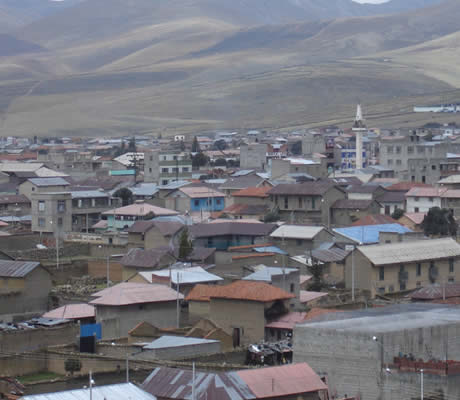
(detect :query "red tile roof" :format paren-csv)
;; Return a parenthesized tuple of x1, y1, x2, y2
(351, 214, 397, 226)
(236, 363, 327, 398)
(403, 212, 426, 225)
(186, 281, 294, 303)
(232, 186, 271, 198)
(405, 187, 446, 198)
(386, 182, 431, 192)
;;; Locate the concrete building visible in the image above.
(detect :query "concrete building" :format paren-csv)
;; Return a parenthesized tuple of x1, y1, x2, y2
(144, 151, 192, 185)
(331, 199, 382, 226)
(127, 220, 183, 250)
(31, 192, 72, 235)
(18, 177, 70, 200)
(240, 143, 267, 170)
(267, 180, 346, 225)
(405, 187, 445, 213)
(165, 186, 226, 213)
(343, 238, 460, 297)
(294, 304, 460, 400)
(271, 158, 327, 180)
(119, 247, 176, 281)
(301, 132, 325, 157)
(90, 282, 182, 339)
(269, 225, 333, 255)
(0, 194, 30, 217)
(186, 281, 294, 346)
(0, 260, 52, 322)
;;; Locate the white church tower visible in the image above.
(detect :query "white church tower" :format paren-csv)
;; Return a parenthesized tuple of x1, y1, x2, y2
(352, 104, 366, 170)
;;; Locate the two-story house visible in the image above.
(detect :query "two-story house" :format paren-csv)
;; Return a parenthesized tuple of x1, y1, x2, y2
(405, 187, 446, 213)
(165, 186, 226, 213)
(267, 180, 346, 225)
(344, 237, 460, 298)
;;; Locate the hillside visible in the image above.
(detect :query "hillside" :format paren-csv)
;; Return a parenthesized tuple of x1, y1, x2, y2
(0, 0, 459, 136)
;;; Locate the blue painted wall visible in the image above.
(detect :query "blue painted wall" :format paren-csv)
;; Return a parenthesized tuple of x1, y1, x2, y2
(190, 197, 225, 212)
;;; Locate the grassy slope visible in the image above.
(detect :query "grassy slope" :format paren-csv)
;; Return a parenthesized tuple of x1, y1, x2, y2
(0, 0, 460, 136)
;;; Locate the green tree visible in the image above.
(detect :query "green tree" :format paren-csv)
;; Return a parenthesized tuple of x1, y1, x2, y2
(191, 136, 201, 153)
(263, 207, 279, 223)
(113, 187, 133, 206)
(422, 207, 458, 237)
(308, 258, 324, 291)
(291, 140, 302, 155)
(213, 139, 227, 151)
(178, 228, 193, 260)
(64, 358, 82, 376)
(192, 152, 209, 168)
(391, 208, 404, 220)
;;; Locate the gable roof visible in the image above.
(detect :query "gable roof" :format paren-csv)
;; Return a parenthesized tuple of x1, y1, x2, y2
(0, 260, 41, 278)
(42, 303, 95, 320)
(128, 220, 183, 236)
(177, 186, 225, 198)
(90, 282, 181, 306)
(386, 182, 432, 192)
(333, 224, 412, 245)
(186, 281, 294, 303)
(103, 202, 178, 217)
(140, 267, 223, 285)
(27, 177, 69, 187)
(402, 212, 426, 225)
(351, 214, 397, 226)
(190, 222, 276, 238)
(405, 187, 446, 198)
(243, 266, 297, 283)
(232, 186, 271, 198)
(120, 247, 173, 269)
(358, 238, 460, 266)
(219, 175, 267, 190)
(268, 180, 337, 196)
(270, 225, 324, 240)
(0, 194, 30, 205)
(236, 363, 327, 398)
(332, 199, 377, 210)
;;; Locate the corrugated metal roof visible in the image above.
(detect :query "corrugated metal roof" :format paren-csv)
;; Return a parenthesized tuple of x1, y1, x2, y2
(311, 247, 349, 263)
(70, 190, 108, 199)
(405, 187, 446, 198)
(0, 194, 30, 205)
(299, 291, 328, 303)
(236, 363, 327, 398)
(0, 260, 41, 278)
(143, 335, 219, 350)
(332, 199, 376, 209)
(270, 225, 324, 240)
(103, 202, 178, 217)
(120, 247, 172, 268)
(243, 266, 297, 282)
(141, 267, 223, 285)
(268, 180, 336, 196)
(90, 282, 182, 306)
(142, 367, 255, 400)
(253, 246, 288, 255)
(42, 304, 95, 320)
(20, 383, 157, 400)
(190, 222, 276, 238)
(410, 283, 460, 300)
(333, 223, 412, 244)
(178, 186, 225, 198)
(358, 237, 460, 266)
(27, 177, 69, 187)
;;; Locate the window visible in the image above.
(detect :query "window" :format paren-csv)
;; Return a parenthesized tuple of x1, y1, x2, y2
(161, 168, 168, 173)
(312, 197, 316, 209)
(182, 167, 189, 172)
(32, 187, 35, 191)
(400, 282, 406, 291)
(449, 277, 455, 283)
(414, 197, 419, 202)
(415, 207, 419, 212)
(422, 176, 426, 183)
(284, 197, 289, 209)
(407, 146, 414, 154)
(411, 176, 415, 182)
(416, 263, 421, 276)
(387, 146, 394, 154)
(38, 217, 45, 227)
(432, 165, 437, 170)
(379, 267, 385, 281)
(149, 168, 152, 173)
(290, 283, 295, 293)
(57, 200, 66, 212)
(58, 217, 63, 227)
(162, 180, 168, 185)
(396, 160, 402, 166)
(449, 258, 454, 273)
(396, 146, 401, 154)
(194, 200, 200, 207)
(296, 239, 303, 246)
(216, 199, 222, 205)
(38, 200, 45, 212)
(388, 159, 393, 166)
(298, 197, 303, 208)
(378, 287, 385, 294)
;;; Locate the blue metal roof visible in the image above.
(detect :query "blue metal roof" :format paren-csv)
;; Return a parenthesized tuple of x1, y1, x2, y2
(333, 224, 413, 245)
(110, 169, 135, 176)
(143, 335, 219, 350)
(253, 246, 288, 255)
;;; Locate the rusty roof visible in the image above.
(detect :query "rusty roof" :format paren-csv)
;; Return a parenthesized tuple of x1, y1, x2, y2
(236, 363, 327, 398)
(351, 214, 397, 226)
(186, 281, 294, 303)
(128, 220, 183, 236)
(232, 187, 271, 198)
(90, 282, 181, 306)
(142, 367, 255, 400)
(405, 187, 446, 198)
(386, 182, 432, 192)
(410, 283, 460, 300)
(0, 195, 30, 205)
(0, 260, 41, 278)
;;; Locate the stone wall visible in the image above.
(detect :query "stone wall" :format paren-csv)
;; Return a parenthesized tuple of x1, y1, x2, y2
(12, 242, 90, 261)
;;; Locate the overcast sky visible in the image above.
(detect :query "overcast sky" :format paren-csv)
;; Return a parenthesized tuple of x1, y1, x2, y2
(352, 0, 390, 3)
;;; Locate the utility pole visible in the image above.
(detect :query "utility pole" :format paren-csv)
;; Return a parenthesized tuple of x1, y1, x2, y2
(126, 354, 129, 383)
(176, 272, 181, 328)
